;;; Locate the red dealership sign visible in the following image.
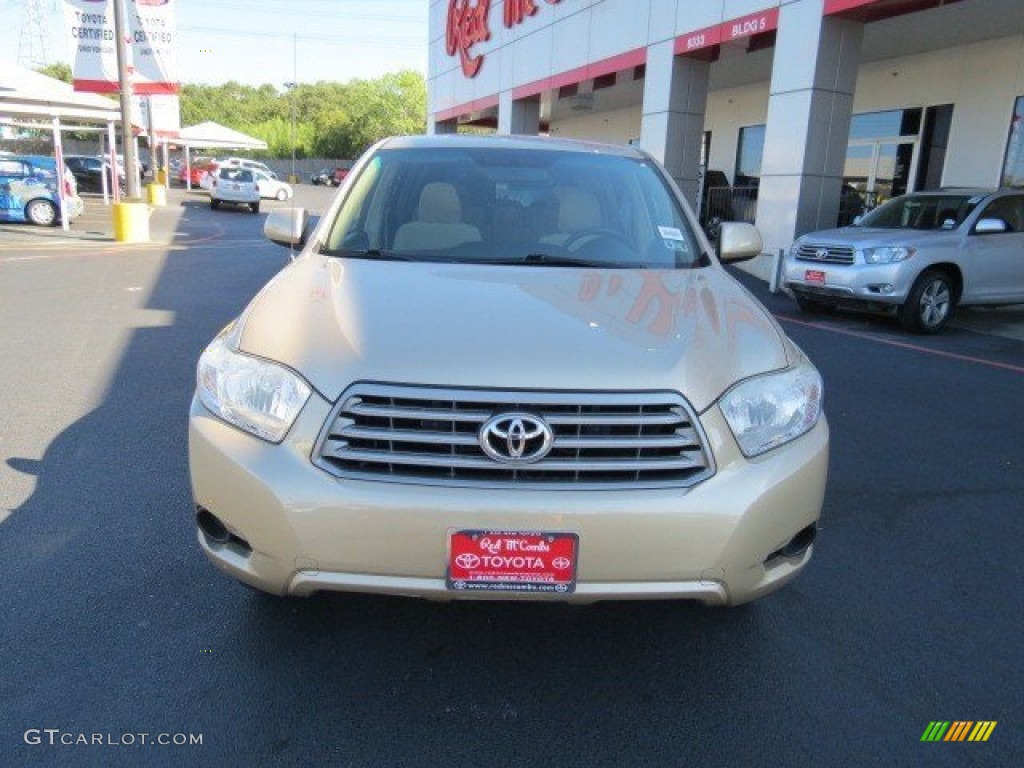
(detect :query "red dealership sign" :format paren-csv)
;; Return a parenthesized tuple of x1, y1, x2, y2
(674, 8, 779, 57)
(446, 0, 491, 78)
(446, 0, 561, 78)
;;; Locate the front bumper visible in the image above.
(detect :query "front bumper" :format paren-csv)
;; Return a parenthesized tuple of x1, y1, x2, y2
(784, 257, 914, 306)
(189, 393, 829, 606)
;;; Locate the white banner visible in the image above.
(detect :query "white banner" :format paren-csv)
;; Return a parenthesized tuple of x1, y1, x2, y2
(133, 94, 182, 135)
(64, 0, 178, 95)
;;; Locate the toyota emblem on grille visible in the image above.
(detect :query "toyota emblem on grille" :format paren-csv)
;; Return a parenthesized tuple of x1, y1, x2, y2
(815, 248, 830, 261)
(479, 413, 554, 464)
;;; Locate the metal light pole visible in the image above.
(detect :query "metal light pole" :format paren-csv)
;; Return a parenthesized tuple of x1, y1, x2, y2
(287, 32, 298, 185)
(289, 82, 297, 184)
(113, 0, 141, 199)
(284, 81, 297, 183)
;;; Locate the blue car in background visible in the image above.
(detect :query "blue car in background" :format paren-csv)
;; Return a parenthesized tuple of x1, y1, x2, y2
(0, 154, 84, 226)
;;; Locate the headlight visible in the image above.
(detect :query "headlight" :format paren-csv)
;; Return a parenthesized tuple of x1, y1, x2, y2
(197, 336, 311, 442)
(720, 361, 823, 457)
(788, 239, 804, 258)
(861, 246, 915, 264)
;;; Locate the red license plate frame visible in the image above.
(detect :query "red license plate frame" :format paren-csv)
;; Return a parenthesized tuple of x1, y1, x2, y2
(804, 269, 827, 284)
(447, 530, 578, 594)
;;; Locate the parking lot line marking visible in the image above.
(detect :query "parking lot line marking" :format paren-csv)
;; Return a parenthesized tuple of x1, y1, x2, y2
(775, 314, 1024, 375)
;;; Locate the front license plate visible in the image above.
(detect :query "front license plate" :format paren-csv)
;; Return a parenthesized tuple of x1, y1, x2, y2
(805, 269, 827, 284)
(447, 530, 578, 594)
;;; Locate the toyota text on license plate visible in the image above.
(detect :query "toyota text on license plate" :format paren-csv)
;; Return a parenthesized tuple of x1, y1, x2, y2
(447, 530, 578, 594)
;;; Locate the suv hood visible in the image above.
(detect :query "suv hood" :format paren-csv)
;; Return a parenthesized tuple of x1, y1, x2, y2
(799, 226, 960, 249)
(238, 257, 789, 412)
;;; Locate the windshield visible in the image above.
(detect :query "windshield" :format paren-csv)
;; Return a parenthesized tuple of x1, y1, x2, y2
(856, 194, 981, 230)
(323, 145, 707, 269)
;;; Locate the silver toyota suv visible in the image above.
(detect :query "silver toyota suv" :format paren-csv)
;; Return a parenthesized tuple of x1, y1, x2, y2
(784, 189, 1024, 333)
(189, 135, 829, 606)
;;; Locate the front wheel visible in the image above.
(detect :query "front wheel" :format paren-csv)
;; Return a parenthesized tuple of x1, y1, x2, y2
(899, 270, 954, 333)
(25, 199, 57, 226)
(275, 189, 287, 201)
(210, 199, 220, 210)
(250, 202, 260, 214)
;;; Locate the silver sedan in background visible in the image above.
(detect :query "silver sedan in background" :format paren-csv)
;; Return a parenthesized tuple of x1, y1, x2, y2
(784, 189, 1024, 332)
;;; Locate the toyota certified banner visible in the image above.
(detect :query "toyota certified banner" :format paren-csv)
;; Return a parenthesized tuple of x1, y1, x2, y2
(63, 0, 179, 94)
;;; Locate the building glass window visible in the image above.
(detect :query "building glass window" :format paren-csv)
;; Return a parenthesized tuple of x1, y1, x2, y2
(849, 108, 921, 141)
(1001, 96, 1024, 188)
(843, 108, 924, 215)
(735, 124, 765, 186)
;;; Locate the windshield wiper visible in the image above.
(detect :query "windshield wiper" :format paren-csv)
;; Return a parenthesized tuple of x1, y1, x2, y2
(331, 248, 416, 261)
(469, 253, 641, 269)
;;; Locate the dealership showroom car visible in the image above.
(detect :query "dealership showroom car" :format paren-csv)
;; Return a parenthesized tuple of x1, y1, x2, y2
(189, 135, 829, 606)
(179, 158, 219, 187)
(64, 154, 123, 194)
(784, 189, 1024, 332)
(209, 166, 260, 213)
(0, 154, 84, 226)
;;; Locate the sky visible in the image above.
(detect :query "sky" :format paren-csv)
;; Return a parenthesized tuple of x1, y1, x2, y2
(0, 0, 429, 88)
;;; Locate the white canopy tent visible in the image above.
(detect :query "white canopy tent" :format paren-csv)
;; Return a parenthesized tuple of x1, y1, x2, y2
(0, 61, 122, 123)
(177, 121, 268, 150)
(175, 121, 268, 190)
(0, 60, 124, 225)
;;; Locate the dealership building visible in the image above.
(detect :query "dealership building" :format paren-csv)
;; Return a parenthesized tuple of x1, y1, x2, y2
(428, 0, 1024, 275)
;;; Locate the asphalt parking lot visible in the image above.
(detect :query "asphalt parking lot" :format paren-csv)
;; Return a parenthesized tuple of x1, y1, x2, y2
(1, 189, 1021, 767)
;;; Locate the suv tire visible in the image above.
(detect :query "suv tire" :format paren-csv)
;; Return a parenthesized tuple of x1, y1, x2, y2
(251, 202, 260, 214)
(210, 199, 220, 210)
(899, 269, 954, 334)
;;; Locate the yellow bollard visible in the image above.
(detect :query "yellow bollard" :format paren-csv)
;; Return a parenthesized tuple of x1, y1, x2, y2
(288, 173, 299, 184)
(156, 168, 167, 185)
(146, 183, 167, 207)
(112, 201, 150, 243)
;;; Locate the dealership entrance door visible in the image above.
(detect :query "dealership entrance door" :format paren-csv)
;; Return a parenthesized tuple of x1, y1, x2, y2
(841, 106, 953, 224)
(846, 137, 918, 210)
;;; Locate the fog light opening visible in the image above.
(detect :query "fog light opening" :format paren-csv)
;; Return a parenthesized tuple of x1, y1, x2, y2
(780, 524, 817, 559)
(196, 507, 251, 552)
(196, 508, 229, 543)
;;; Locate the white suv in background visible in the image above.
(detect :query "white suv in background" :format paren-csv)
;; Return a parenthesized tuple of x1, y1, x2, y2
(252, 169, 294, 201)
(222, 157, 274, 177)
(210, 167, 260, 214)
(785, 189, 1024, 333)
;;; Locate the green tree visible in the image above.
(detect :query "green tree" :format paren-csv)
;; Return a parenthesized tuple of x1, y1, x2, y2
(36, 62, 73, 83)
(311, 70, 427, 158)
(177, 70, 426, 161)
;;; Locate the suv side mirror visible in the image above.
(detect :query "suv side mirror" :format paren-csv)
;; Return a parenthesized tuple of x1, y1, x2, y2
(718, 222, 763, 263)
(264, 208, 311, 249)
(974, 217, 1008, 235)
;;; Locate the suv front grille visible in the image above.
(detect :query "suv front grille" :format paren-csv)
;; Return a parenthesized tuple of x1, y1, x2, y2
(795, 243, 856, 265)
(313, 384, 714, 489)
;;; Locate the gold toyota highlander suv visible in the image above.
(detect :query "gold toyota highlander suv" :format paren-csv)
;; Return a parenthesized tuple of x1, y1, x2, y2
(188, 135, 829, 605)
